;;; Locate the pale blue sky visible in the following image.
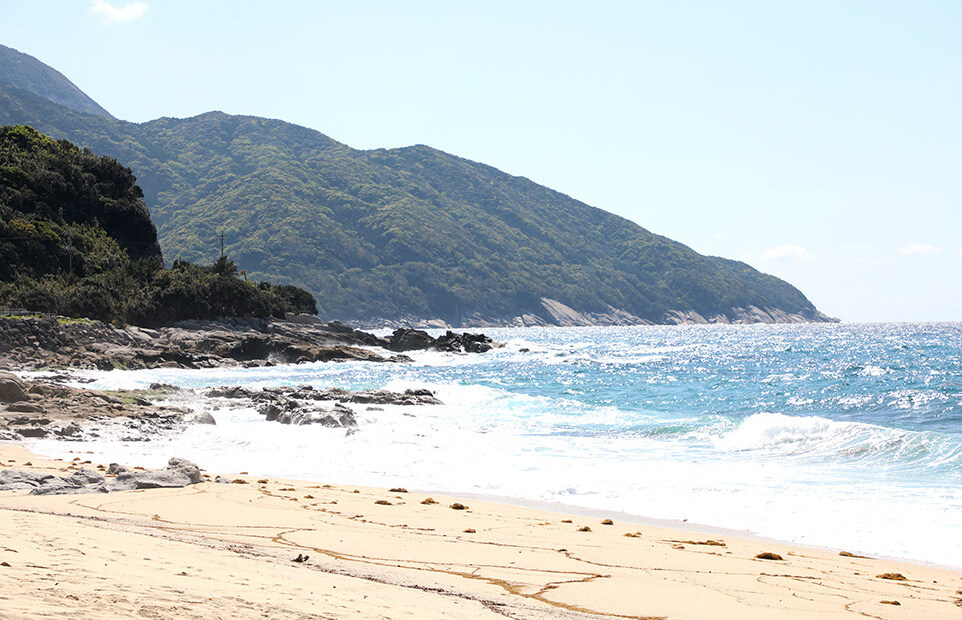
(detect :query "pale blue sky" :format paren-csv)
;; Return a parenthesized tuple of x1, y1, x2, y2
(1, 1, 960, 321)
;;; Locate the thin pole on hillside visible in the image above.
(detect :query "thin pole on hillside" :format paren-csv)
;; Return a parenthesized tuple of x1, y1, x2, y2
(220, 232, 225, 259)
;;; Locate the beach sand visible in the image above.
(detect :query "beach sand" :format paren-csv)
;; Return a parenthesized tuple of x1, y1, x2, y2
(0, 443, 959, 619)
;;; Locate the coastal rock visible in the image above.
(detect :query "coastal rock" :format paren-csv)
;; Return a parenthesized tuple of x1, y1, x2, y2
(388, 328, 495, 354)
(111, 457, 203, 490)
(209, 383, 441, 429)
(0, 467, 108, 495)
(0, 378, 193, 442)
(356, 298, 839, 329)
(6, 402, 43, 413)
(0, 458, 204, 495)
(433, 331, 494, 353)
(188, 411, 217, 425)
(257, 397, 356, 427)
(389, 328, 434, 352)
(0, 314, 457, 371)
(0, 371, 28, 402)
(275, 403, 357, 427)
(662, 305, 840, 325)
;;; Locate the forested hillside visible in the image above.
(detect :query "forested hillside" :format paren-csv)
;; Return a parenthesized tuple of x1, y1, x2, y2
(0, 125, 316, 325)
(0, 47, 832, 326)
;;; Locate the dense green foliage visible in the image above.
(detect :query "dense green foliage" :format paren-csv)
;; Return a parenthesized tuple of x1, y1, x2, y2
(0, 74, 822, 324)
(0, 125, 317, 325)
(0, 44, 113, 118)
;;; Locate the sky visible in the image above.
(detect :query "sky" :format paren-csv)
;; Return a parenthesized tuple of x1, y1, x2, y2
(0, 0, 959, 322)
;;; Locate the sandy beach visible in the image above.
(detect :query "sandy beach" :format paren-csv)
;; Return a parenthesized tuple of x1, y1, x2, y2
(0, 443, 958, 619)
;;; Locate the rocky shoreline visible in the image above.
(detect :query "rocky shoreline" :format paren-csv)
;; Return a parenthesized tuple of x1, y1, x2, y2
(0, 370, 445, 443)
(0, 371, 196, 442)
(0, 311, 496, 370)
(0, 311, 493, 453)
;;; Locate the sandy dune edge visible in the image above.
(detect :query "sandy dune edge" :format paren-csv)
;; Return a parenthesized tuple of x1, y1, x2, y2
(0, 444, 959, 619)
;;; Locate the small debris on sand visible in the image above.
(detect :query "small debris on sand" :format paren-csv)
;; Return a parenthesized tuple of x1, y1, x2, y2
(673, 539, 726, 547)
(421, 498, 438, 505)
(577, 526, 591, 532)
(755, 552, 785, 561)
(880, 600, 901, 606)
(839, 551, 871, 559)
(463, 528, 476, 533)
(292, 554, 309, 563)
(449, 503, 468, 510)
(375, 500, 393, 506)
(389, 487, 408, 493)
(877, 573, 907, 581)
(601, 519, 614, 525)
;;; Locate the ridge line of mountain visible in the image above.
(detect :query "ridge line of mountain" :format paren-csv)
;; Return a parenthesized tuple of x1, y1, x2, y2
(0, 43, 838, 326)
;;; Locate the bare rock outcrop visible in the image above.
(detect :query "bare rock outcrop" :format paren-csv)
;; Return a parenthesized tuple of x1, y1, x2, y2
(206, 383, 443, 429)
(0, 457, 204, 495)
(388, 328, 495, 353)
(0, 313, 496, 370)
(0, 371, 28, 402)
(0, 372, 192, 441)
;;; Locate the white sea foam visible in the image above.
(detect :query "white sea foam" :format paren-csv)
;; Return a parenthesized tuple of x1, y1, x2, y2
(22, 322, 962, 568)
(715, 412, 864, 453)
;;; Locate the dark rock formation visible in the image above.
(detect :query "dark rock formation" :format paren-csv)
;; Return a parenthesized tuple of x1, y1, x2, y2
(433, 331, 494, 353)
(388, 328, 495, 353)
(389, 329, 434, 352)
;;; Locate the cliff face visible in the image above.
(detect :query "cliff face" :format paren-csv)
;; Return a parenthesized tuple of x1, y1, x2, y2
(0, 44, 836, 326)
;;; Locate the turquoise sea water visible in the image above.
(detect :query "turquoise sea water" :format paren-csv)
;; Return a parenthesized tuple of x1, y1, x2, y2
(31, 322, 962, 567)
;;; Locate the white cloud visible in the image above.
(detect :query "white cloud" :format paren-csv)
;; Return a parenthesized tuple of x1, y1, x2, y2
(90, 0, 148, 24)
(760, 244, 816, 263)
(897, 243, 940, 256)
(857, 257, 881, 265)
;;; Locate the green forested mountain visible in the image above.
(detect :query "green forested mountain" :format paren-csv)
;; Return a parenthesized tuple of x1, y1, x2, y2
(0, 45, 113, 118)
(0, 48, 832, 325)
(0, 125, 316, 325)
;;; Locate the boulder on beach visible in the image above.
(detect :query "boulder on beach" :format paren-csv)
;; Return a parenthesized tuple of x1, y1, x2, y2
(110, 457, 204, 490)
(0, 371, 28, 402)
(0, 458, 205, 495)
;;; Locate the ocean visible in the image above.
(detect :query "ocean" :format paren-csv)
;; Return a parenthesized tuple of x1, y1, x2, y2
(27, 322, 962, 568)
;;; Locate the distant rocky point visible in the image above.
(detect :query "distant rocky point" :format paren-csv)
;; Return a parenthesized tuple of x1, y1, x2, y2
(359, 297, 837, 329)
